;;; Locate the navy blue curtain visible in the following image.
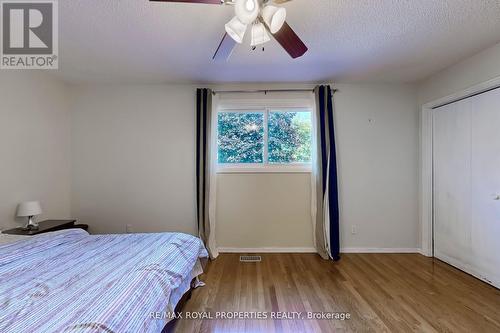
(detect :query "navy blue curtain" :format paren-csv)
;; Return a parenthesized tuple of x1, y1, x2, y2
(315, 85, 340, 261)
(196, 88, 216, 258)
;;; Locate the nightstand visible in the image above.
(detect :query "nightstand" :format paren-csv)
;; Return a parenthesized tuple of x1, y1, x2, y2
(2, 220, 88, 236)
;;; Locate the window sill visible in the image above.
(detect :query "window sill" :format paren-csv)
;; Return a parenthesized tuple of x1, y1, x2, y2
(216, 166, 312, 174)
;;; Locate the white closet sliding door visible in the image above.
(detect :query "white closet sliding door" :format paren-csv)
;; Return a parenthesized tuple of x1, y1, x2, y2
(433, 87, 500, 288)
(470, 89, 500, 287)
(433, 98, 473, 272)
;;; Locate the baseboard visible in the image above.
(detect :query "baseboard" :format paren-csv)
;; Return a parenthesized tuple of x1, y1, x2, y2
(218, 247, 317, 253)
(417, 248, 432, 257)
(341, 247, 420, 253)
(218, 247, 421, 254)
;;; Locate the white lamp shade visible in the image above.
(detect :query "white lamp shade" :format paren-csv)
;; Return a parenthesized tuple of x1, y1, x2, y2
(251, 22, 271, 47)
(225, 17, 247, 44)
(16, 201, 42, 217)
(262, 5, 287, 34)
(235, 0, 260, 25)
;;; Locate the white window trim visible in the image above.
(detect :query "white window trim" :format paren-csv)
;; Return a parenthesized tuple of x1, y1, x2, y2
(217, 163, 312, 174)
(215, 97, 314, 174)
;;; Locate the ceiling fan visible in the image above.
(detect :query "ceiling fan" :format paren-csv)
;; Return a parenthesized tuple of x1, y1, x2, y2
(150, 0, 308, 61)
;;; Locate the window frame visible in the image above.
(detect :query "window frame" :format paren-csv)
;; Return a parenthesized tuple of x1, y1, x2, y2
(215, 98, 314, 174)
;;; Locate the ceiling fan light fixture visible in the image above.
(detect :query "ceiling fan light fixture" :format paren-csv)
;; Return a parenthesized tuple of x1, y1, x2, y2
(261, 5, 286, 34)
(250, 21, 271, 47)
(225, 16, 247, 43)
(235, 0, 260, 25)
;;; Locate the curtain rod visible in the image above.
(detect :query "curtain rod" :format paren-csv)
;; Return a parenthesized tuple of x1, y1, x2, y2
(212, 88, 338, 95)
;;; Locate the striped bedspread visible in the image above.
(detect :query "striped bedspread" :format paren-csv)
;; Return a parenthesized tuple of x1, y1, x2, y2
(0, 229, 208, 333)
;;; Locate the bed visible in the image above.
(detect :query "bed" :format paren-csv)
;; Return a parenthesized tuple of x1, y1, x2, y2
(0, 229, 208, 332)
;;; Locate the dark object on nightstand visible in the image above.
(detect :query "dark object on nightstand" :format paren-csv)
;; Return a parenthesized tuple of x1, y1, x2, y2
(2, 220, 89, 236)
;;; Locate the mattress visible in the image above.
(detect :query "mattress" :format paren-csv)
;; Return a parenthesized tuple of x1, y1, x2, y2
(0, 229, 208, 332)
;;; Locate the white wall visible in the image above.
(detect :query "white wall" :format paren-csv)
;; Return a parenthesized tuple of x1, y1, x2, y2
(216, 173, 314, 250)
(418, 42, 500, 104)
(70, 84, 197, 235)
(335, 84, 419, 250)
(0, 72, 71, 230)
(213, 87, 316, 250)
(68, 83, 420, 252)
(214, 83, 420, 251)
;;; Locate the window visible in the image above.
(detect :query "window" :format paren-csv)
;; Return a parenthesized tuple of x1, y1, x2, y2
(268, 110, 312, 164)
(217, 108, 312, 172)
(217, 112, 264, 164)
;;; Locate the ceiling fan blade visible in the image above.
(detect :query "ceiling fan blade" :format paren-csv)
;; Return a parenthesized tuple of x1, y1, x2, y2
(149, 0, 223, 4)
(213, 33, 237, 61)
(273, 0, 293, 3)
(272, 22, 308, 59)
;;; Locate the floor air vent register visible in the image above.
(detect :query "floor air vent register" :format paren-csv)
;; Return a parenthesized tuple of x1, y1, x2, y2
(239, 255, 262, 262)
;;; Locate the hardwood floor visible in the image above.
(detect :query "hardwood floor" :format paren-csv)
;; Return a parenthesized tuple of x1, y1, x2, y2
(175, 253, 500, 333)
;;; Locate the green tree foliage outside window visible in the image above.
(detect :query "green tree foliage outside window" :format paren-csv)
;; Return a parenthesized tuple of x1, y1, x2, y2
(217, 110, 312, 164)
(218, 112, 264, 163)
(268, 111, 312, 163)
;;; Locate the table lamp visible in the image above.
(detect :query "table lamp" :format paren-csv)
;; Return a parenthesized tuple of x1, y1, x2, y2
(16, 201, 42, 230)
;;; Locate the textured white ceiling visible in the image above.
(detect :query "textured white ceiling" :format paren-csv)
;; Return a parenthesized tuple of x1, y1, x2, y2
(54, 0, 500, 84)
